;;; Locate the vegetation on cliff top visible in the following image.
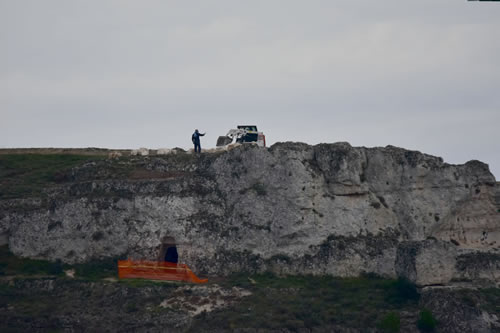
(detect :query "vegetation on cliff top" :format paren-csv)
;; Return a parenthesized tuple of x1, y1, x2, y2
(0, 152, 214, 199)
(0, 154, 104, 199)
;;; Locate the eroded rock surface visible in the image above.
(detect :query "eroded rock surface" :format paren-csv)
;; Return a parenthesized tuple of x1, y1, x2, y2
(396, 239, 457, 286)
(420, 287, 500, 333)
(0, 142, 498, 286)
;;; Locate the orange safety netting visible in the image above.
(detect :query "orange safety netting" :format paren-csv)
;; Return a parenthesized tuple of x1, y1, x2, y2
(118, 260, 208, 284)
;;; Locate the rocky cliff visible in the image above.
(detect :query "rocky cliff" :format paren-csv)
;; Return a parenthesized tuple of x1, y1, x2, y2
(1, 142, 499, 287)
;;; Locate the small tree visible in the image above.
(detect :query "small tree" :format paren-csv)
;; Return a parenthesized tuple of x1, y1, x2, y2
(417, 309, 437, 332)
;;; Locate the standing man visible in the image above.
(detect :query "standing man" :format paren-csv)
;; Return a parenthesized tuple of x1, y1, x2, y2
(192, 129, 205, 153)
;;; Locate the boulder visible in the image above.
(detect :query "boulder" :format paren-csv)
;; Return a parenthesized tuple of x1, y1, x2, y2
(396, 239, 457, 286)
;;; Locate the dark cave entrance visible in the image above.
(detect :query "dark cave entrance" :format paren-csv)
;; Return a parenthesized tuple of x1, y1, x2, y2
(158, 236, 178, 264)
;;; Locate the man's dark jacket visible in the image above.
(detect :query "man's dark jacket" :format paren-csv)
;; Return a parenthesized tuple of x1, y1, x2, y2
(192, 131, 204, 144)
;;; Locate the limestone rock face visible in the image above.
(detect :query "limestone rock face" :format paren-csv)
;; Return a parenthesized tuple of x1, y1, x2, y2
(395, 240, 457, 286)
(0, 142, 498, 286)
(455, 252, 500, 284)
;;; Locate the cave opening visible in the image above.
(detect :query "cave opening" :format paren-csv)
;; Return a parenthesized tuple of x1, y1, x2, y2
(158, 236, 178, 264)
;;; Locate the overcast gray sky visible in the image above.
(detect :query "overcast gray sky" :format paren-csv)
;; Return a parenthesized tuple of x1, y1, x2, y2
(1, 0, 499, 178)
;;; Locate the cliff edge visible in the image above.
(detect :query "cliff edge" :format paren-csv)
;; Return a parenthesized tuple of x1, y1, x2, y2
(1, 142, 498, 287)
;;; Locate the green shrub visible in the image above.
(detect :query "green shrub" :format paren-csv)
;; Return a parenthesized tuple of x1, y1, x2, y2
(378, 312, 400, 332)
(417, 309, 437, 332)
(396, 278, 419, 299)
(73, 257, 119, 280)
(385, 278, 420, 305)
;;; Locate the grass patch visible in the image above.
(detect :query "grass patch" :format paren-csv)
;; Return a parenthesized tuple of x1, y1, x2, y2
(0, 281, 19, 309)
(72, 257, 120, 280)
(0, 154, 104, 199)
(378, 312, 400, 332)
(479, 288, 500, 315)
(0, 245, 64, 276)
(118, 278, 180, 288)
(0, 245, 122, 280)
(192, 273, 420, 331)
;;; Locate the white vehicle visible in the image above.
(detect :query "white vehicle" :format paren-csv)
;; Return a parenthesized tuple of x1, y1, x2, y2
(216, 125, 266, 147)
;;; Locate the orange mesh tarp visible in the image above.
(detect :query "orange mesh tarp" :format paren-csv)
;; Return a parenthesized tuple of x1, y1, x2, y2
(118, 260, 208, 284)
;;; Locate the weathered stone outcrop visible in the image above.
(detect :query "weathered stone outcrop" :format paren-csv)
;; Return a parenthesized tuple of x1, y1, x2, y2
(396, 239, 457, 286)
(420, 288, 500, 333)
(0, 142, 498, 286)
